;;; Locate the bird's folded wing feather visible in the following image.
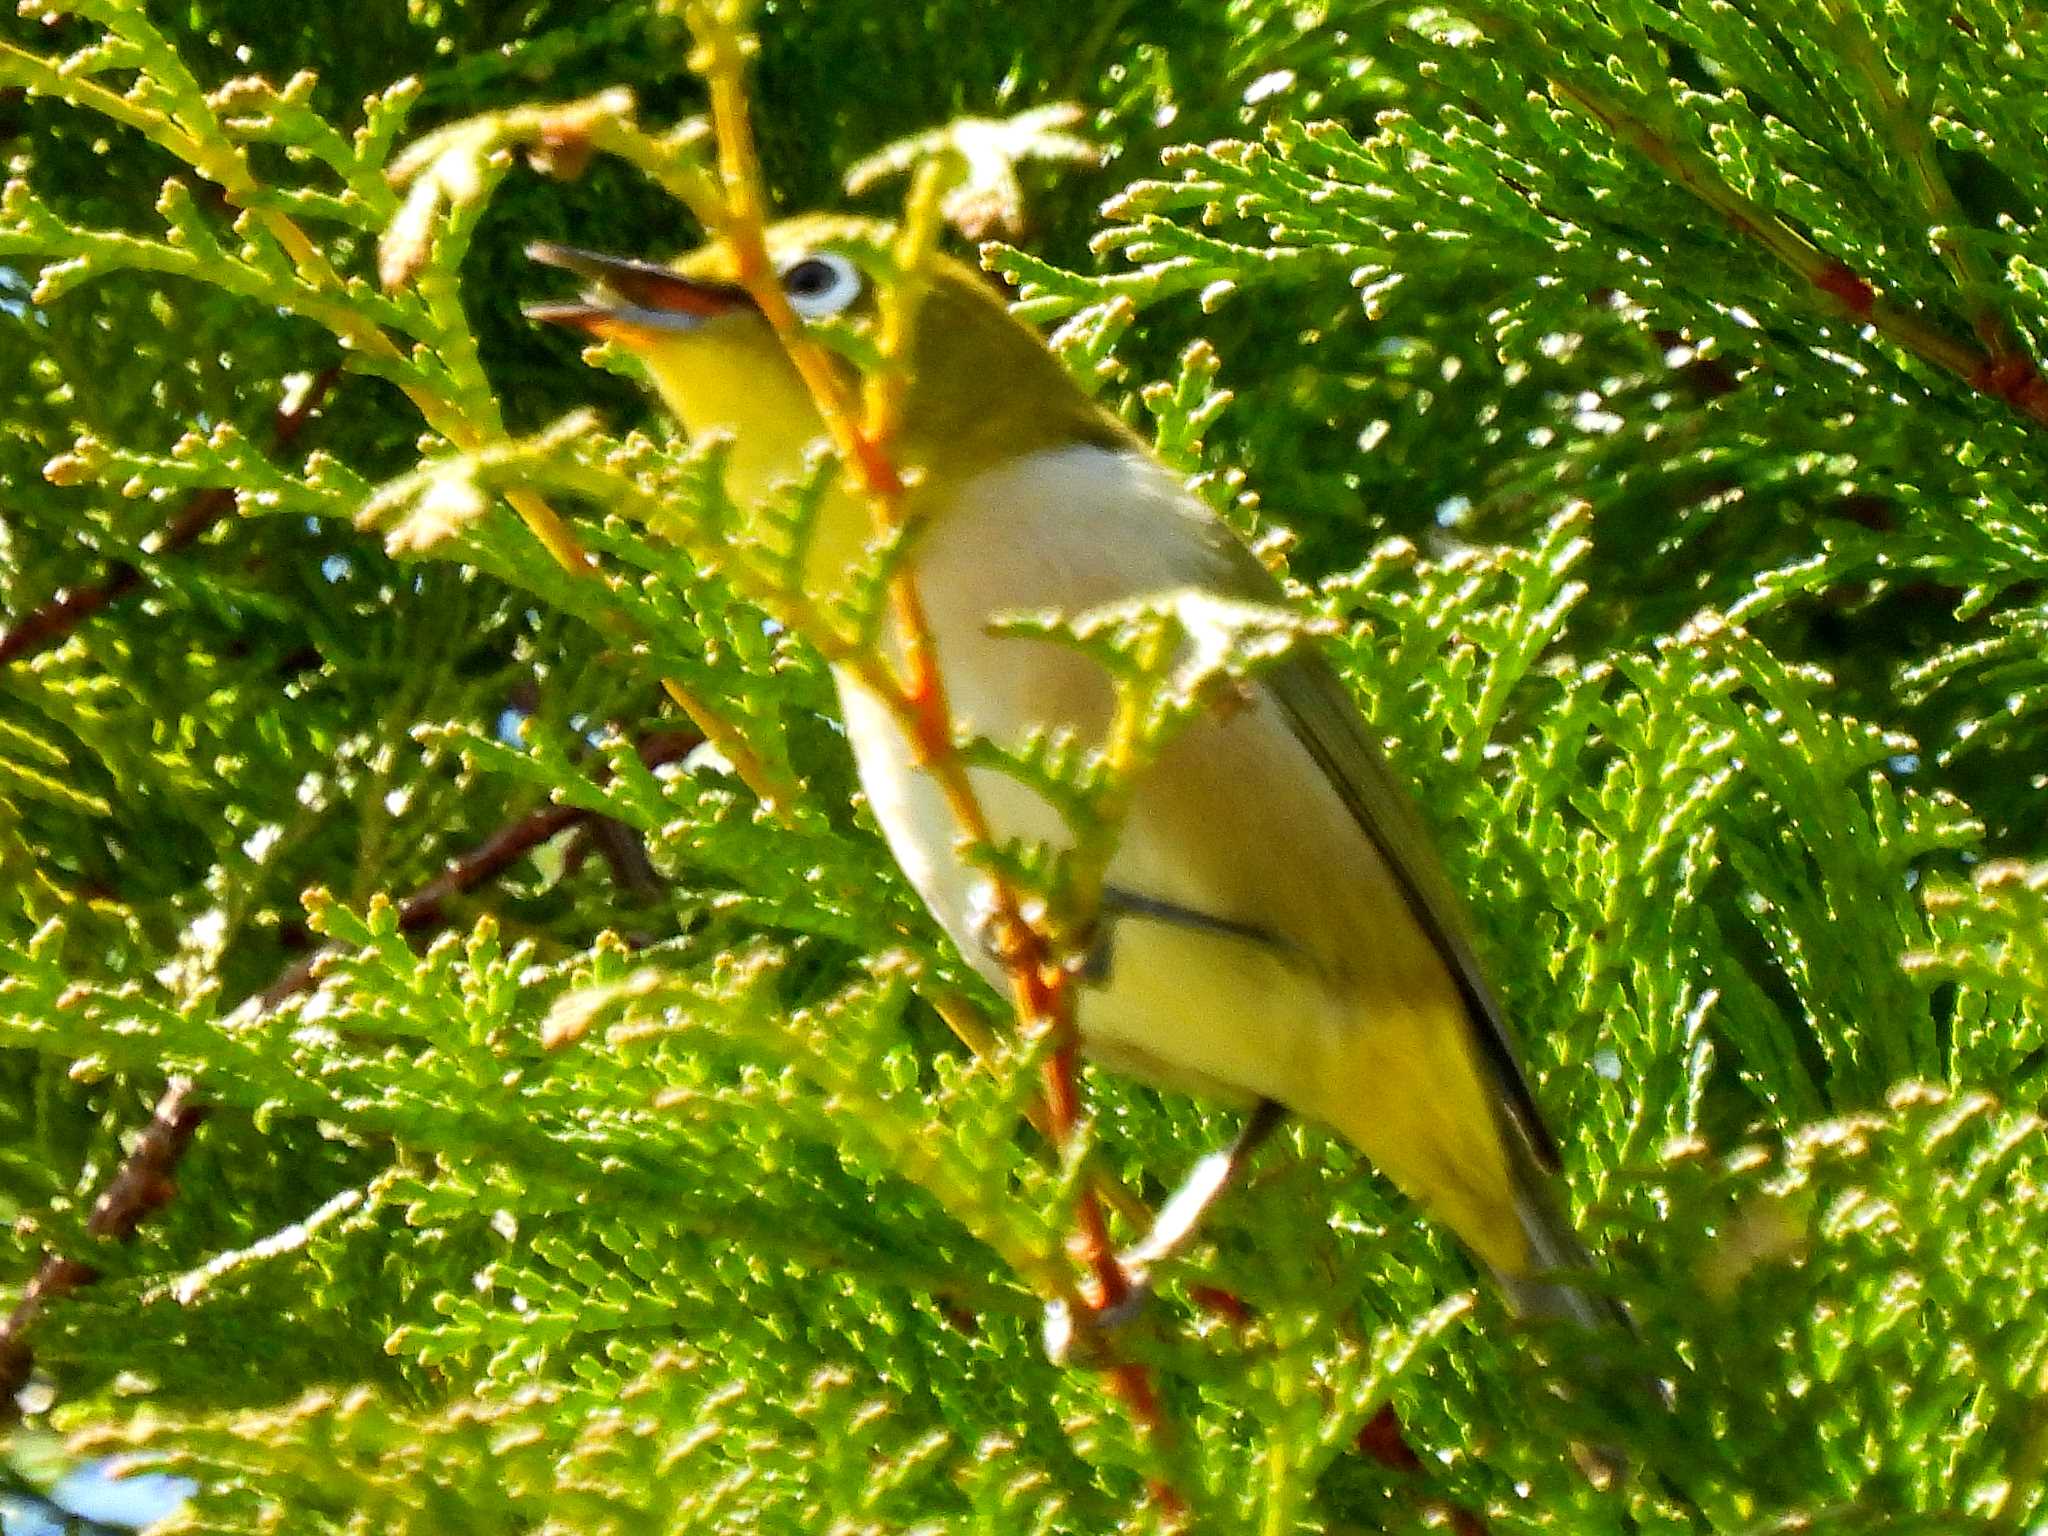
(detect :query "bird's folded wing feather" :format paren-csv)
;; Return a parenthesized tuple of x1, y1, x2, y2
(1188, 519, 1561, 1171)
(1263, 651, 1560, 1170)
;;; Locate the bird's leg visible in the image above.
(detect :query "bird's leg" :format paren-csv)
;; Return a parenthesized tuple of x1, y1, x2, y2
(1076, 889, 1290, 1281)
(1044, 1099, 1285, 1366)
(1122, 1097, 1286, 1275)
(1037, 886, 1293, 1364)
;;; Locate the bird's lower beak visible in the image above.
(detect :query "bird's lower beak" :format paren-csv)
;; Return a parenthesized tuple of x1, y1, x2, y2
(523, 241, 752, 337)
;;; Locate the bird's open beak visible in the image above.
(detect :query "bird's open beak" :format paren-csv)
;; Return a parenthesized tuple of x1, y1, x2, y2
(523, 242, 753, 337)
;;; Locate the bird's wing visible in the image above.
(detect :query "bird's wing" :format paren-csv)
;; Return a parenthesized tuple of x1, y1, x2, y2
(1191, 523, 1561, 1170)
(1264, 649, 1560, 1169)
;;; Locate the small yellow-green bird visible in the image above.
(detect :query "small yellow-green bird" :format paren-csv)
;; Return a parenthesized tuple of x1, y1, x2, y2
(527, 217, 1611, 1326)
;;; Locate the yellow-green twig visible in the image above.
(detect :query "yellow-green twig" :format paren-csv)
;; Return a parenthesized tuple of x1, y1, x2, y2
(7, 31, 795, 812)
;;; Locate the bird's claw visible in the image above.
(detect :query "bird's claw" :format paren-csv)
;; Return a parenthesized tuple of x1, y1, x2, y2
(1041, 1269, 1156, 1369)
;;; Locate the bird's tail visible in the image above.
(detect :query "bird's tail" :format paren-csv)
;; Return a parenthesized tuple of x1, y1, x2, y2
(1490, 1134, 1664, 1486)
(1492, 1132, 1632, 1336)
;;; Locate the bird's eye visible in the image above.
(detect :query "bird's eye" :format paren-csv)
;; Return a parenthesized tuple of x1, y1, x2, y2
(779, 253, 863, 318)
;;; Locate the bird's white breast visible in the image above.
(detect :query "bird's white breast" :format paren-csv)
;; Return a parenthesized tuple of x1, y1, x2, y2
(833, 444, 1402, 1112)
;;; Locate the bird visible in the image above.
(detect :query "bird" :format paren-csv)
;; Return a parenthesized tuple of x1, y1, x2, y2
(525, 216, 1615, 1330)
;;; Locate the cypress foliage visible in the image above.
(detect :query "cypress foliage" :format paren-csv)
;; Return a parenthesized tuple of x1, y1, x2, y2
(3, 0, 2046, 1529)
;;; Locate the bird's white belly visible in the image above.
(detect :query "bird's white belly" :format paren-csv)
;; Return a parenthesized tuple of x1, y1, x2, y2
(839, 665, 1345, 1104)
(832, 444, 1368, 1109)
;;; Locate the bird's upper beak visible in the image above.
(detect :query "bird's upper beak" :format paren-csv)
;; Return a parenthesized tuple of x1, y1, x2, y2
(523, 242, 753, 338)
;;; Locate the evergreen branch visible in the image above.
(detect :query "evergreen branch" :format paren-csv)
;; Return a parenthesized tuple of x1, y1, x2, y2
(0, 728, 699, 1427)
(2, 20, 597, 569)
(21, 20, 793, 832)
(394, 440, 1178, 1252)
(375, 88, 800, 815)
(383, 88, 717, 272)
(0, 1079, 206, 1430)
(255, 728, 700, 1010)
(0, 176, 399, 335)
(1351, 1401, 1490, 1536)
(1497, 23, 2048, 431)
(4, 16, 390, 334)
(846, 103, 1101, 241)
(6, 11, 755, 798)
(210, 72, 406, 225)
(0, 33, 208, 178)
(13, 1, 2044, 1524)
(919, 984, 1155, 1237)
(1818, 0, 2028, 368)
(356, 415, 802, 815)
(0, 367, 340, 669)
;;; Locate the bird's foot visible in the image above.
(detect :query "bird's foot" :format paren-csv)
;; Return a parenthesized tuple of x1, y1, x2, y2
(1039, 1102, 1284, 1369)
(1041, 1269, 1158, 1369)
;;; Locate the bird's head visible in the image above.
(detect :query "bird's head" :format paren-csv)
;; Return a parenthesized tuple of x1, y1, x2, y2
(527, 215, 1128, 512)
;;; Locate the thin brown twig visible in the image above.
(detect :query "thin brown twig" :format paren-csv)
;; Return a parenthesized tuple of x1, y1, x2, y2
(923, 986, 1155, 1234)
(0, 1081, 208, 1425)
(1434, 2, 2048, 429)
(1354, 1404, 1490, 1536)
(0, 728, 698, 1423)
(1819, 1, 2030, 367)
(681, 9, 1178, 1511)
(0, 367, 341, 669)
(256, 728, 699, 1011)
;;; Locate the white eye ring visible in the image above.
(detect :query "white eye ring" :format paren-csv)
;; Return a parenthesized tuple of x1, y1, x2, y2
(779, 253, 863, 319)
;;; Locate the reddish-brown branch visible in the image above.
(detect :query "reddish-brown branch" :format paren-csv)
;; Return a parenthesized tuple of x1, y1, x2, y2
(1355, 1404, 1426, 1473)
(0, 516, 181, 666)
(0, 367, 341, 669)
(1813, 261, 1876, 319)
(0, 1082, 208, 1419)
(1045, 1045, 1133, 1312)
(255, 729, 696, 1012)
(1972, 356, 2048, 421)
(1533, 57, 2048, 434)
(689, 22, 1176, 1492)
(0, 727, 697, 1422)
